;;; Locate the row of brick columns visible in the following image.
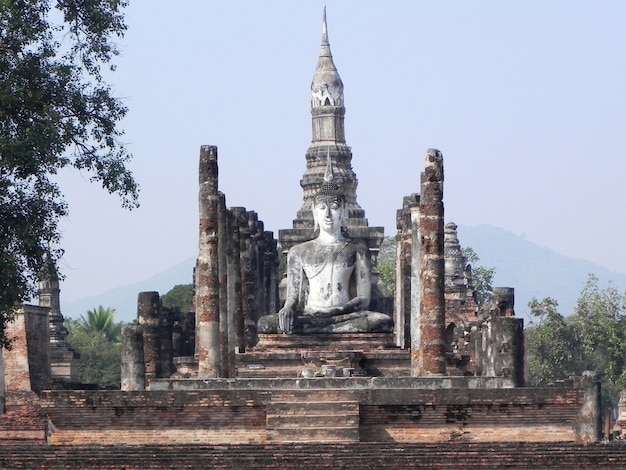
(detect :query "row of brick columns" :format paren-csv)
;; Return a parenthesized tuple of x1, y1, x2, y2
(121, 146, 278, 388)
(395, 149, 447, 377)
(195, 145, 278, 379)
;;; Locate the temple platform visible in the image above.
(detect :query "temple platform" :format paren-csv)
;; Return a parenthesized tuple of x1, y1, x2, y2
(254, 333, 397, 351)
(237, 333, 409, 378)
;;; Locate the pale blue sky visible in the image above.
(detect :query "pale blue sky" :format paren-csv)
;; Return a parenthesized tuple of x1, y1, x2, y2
(56, 1, 626, 305)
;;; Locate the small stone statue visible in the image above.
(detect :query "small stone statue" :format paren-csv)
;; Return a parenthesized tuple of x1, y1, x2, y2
(258, 155, 392, 334)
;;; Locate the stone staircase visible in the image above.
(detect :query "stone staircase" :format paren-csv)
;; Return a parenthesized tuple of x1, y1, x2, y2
(3, 443, 626, 469)
(237, 333, 409, 378)
(266, 390, 359, 442)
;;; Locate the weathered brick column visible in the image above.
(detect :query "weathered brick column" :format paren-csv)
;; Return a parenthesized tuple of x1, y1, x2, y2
(217, 194, 229, 377)
(579, 371, 602, 441)
(262, 231, 279, 317)
(240, 211, 256, 349)
(137, 291, 161, 381)
(159, 308, 175, 378)
(414, 148, 446, 376)
(395, 194, 420, 349)
(196, 145, 221, 378)
(120, 325, 145, 391)
(230, 207, 246, 353)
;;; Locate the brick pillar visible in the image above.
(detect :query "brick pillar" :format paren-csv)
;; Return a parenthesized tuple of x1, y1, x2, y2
(409, 197, 421, 368)
(231, 207, 246, 352)
(217, 194, 229, 377)
(479, 314, 524, 385)
(224, 209, 238, 375)
(159, 308, 175, 378)
(240, 211, 255, 350)
(4, 307, 51, 398)
(3, 312, 33, 395)
(120, 325, 145, 391)
(394, 194, 419, 349)
(196, 145, 221, 378)
(263, 231, 279, 317)
(415, 148, 446, 376)
(579, 371, 602, 442)
(180, 312, 195, 357)
(137, 291, 161, 381)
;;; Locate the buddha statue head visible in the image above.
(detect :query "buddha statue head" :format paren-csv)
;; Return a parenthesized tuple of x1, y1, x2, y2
(312, 150, 346, 236)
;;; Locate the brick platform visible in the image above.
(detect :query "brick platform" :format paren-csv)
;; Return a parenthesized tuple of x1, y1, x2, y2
(2, 442, 626, 469)
(240, 333, 408, 378)
(31, 378, 595, 446)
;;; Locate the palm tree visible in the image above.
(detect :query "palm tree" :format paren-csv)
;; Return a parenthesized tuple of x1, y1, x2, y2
(74, 306, 123, 343)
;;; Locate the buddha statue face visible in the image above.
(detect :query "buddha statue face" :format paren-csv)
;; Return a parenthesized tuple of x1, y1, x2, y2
(313, 195, 345, 235)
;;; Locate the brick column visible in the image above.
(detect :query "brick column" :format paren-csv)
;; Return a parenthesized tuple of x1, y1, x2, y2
(231, 207, 246, 352)
(217, 194, 229, 377)
(263, 231, 279, 318)
(240, 211, 255, 349)
(137, 291, 161, 381)
(196, 145, 221, 378)
(409, 197, 422, 370)
(120, 325, 145, 391)
(579, 371, 602, 442)
(415, 148, 446, 375)
(159, 308, 174, 378)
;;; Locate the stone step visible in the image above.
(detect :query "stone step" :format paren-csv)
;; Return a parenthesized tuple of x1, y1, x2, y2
(269, 390, 359, 404)
(254, 333, 397, 351)
(266, 400, 360, 442)
(267, 401, 359, 429)
(4, 443, 626, 469)
(266, 425, 359, 443)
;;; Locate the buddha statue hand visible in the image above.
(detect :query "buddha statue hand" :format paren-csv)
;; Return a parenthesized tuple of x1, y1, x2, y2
(304, 297, 366, 317)
(278, 306, 295, 334)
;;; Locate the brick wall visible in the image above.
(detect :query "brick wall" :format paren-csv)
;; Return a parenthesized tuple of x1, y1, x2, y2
(2, 306, 51, 411)
(37, 384, 591, 446)
(40, 390, 267, 445)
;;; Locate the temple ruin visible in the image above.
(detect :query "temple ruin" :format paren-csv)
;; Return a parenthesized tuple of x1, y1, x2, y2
(0, 8, 616, 468)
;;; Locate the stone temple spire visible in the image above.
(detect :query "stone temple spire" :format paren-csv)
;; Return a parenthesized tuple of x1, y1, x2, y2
(279, 8, 384, 273)
(310, 6, 345, 144)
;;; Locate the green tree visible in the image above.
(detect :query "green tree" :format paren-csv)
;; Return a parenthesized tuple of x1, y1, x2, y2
(525, 275, 626, 410)
(0, 0, 138, 348)
(374, 239, 495, 304)
(71, 305, 123, 342)
(377, 237, 397, 297)
(525, 297, 575, 386)
(66, 306, 125, 387)
(161, 284, 194, 313)
(66, 324, 121, 387)
(569, 274, 626, 407)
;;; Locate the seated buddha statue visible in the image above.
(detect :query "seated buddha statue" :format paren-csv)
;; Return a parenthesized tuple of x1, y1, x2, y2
(258, 162, 393, 335)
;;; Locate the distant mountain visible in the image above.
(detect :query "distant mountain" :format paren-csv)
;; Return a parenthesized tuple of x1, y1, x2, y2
(62, 257, 196, 323)
(457, 224, 626, 318)
(61, 225, 626, 324)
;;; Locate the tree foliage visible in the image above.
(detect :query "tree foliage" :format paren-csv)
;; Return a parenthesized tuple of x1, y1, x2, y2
(525, 274, 626, 409)
(65, 306, 124, 387)
(161, 284, 194, 313)
(377, 237, 397, 297)
(374, 239, 495, 305)
(0, 0, 138, 348)
(525, 297, 576, 385)
(70, 305, 123, 342)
